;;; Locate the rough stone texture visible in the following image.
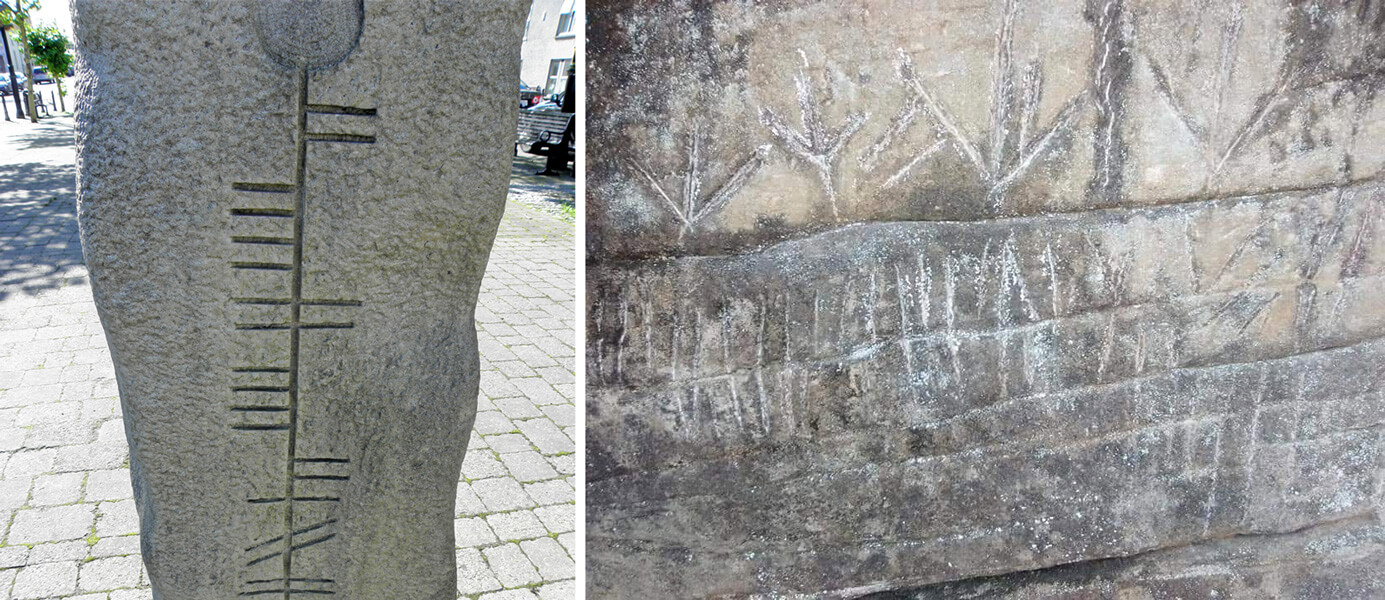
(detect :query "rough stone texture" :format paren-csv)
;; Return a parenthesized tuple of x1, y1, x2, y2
(71, 2, 525, 599)
(586, 1, 1385, 597)
(1, 113, 576, 599)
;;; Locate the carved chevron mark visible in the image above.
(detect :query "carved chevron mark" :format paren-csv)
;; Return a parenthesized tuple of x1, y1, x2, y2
(892, 45, 1087, 212)
(759, 51, 868, 221)
(627, 126, 769, 241)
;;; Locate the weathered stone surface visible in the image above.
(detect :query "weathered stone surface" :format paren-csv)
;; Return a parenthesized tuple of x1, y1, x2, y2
(73, 1, 524, 598)
(586, 1, 1385, 597)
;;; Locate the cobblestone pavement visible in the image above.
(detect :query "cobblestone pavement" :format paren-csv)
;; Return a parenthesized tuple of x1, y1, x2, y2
(0, 116, 576, 599)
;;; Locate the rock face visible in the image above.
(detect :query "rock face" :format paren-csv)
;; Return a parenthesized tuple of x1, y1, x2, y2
(73, 2, 523, 598)
(586, 1, 1385, 597)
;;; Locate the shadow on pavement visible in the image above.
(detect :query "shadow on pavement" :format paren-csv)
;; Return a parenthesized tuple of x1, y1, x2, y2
(0, 160, 83, 302)
(510, 152, 575, 211)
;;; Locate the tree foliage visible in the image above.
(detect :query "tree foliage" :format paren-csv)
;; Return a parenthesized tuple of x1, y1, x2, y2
(25, 25, 69, 81)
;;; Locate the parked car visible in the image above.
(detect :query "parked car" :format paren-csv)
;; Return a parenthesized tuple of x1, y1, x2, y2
(0, 74, 27, 94)
(31, 68, 52, 84)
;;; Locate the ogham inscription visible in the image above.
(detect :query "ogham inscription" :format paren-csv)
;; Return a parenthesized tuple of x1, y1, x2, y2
(227, 69, 376, 597)
(587, 0, 1385, 597)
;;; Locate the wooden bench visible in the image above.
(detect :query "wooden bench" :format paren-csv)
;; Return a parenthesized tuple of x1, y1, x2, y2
(528, 116, 574, 176)
(515, 110, 572, 157)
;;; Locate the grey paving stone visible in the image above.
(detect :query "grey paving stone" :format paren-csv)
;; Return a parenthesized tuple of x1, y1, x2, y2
(90, 534, 141, 558)
(471, 477, 535, 512)
(498, 450, 559, 483)
(0, 477, 34, 511)
(455, 547, 502, 595)
(520, 537, 573, 580)
(85, 469, 134, 502)
(533, 504, 574, 534)
(536, 580, 576, 600)
(78, 555, 142, 592)
(9, 503, 95, 544)
(454, 517, 497, 548)
(472, 410, 517, 435)
(482, 543, 540, 588)
(455, 482, 487, 517)
(0, 545, 29, 569)
(511, 378, 565, 406)
(462, 451, 508, 481)
(109, 588, 155, 600)
(485, 432, 535, 454)
(486, 510, 546, 541)
(493, 396, 543, 419)
(5, 448, 56, 478)
(514, 418, 573, 455)
(556, 533, 574, 557)
(12, 560, 78, 599)
(522, 480, 572, 506)
(479, 589, 539, 600)
(95, 499, 139, 537)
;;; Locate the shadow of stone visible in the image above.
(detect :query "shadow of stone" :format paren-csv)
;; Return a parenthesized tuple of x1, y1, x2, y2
(510, 152, 575, 212)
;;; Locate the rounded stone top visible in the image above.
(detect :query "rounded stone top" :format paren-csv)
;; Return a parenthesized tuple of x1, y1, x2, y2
(252, 0, 364, 71)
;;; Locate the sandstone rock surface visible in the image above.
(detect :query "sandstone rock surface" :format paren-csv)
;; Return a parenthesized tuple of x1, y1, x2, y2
(74, 1, 524, 598)
(586, 1, 1385, 597)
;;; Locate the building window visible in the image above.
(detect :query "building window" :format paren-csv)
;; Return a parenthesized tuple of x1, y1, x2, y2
(555, 0, 576, 38)
(545, 58, 571, 96)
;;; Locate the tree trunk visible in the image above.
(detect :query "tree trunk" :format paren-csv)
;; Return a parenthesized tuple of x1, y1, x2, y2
(16, 18, 34, 122)
(55, 78, 63, 112)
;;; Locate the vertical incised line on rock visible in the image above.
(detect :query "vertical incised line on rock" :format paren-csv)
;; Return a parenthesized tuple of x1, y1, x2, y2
(282, 66, 310, 600)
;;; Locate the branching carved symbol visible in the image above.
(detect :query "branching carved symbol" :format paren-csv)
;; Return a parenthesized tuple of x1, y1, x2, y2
(758, 52, 868, 222)
(1141, 1, 1296, 191)
(627, 125, 769, 240)
(876, 0, 1086, 211)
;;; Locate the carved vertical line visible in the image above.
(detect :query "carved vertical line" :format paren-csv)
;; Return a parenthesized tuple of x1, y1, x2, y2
(282, 66, 311, 599)
(1087, 0, 1131, 204)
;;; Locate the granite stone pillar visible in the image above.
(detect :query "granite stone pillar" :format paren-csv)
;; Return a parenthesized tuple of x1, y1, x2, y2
(73, 1, 525, 598)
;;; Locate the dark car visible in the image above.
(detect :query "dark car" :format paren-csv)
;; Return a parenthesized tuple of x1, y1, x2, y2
(31, 68, 52, 84)
(0, 74, 27, 94)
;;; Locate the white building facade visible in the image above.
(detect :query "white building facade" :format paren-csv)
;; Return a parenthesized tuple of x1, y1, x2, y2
(520, 0, 579, 96)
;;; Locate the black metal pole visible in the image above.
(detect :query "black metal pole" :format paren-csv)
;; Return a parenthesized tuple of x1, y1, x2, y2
(0, 24, 23, 118)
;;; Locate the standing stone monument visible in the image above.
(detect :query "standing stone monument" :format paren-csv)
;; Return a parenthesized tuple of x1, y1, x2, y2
(587, 1, 1385, 597)
(73, 2, 524, 598)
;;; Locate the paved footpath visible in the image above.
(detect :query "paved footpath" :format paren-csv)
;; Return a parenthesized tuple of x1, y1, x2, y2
(0, 116, 576, 599)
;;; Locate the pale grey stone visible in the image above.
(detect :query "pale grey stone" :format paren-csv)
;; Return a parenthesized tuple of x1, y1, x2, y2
(12, 561, 78, 599)
(485, 432, 534, 454)
(479, 589, 539, 600)
(4, 448, 55, 478)
(109, 589, 154, 600)
(471, 478, 535, 512)
(94, 500, 138, 537)
(536, 580, 576, 600)
(532, 504, 573, 534)
(90, 534, 141, 558)
(498, 449, 559, 483)
(78, 555, 143, 593)
(519, 537, 573, 581)
(514, 419, 571, 455)
(453, 517, 497, 548)
(454, 482, 487, 517)
(9, 503, 95, 544)
(481, 543, 539, 588)
(0, 545, 29, 569)
(455, 548, 502, 595)
(84, 469, 134, 502)
(522, 480, 572, 506)
(463, 451, 509, 481)
(73, 1, 526, 598)
(28, 540, 89, 563)
(30, 471, 85, 504)
(485, 510, 546, 541)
